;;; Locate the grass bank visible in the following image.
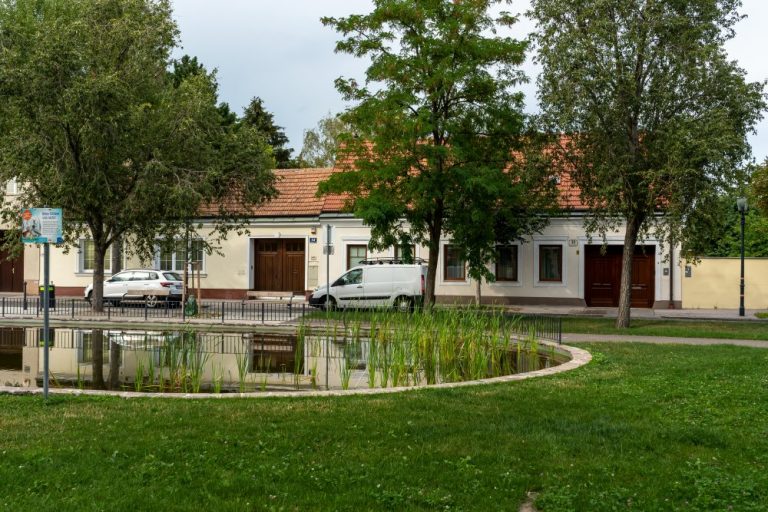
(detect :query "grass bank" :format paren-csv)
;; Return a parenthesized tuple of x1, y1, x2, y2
(562, 317, 768, 340)
(1, 343, 766, 511)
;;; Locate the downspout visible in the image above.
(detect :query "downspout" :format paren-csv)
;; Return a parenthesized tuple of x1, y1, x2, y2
(668, 241, 675, 309)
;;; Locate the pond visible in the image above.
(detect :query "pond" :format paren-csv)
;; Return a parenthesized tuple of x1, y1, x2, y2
(0, 320, 570, 394)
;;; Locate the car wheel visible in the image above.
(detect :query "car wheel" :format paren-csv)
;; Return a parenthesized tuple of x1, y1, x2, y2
(145, 295, 158, 308)
(85, 291, 92, 304)
(324, 296, 337, 311)
(394, 296, 413, 313)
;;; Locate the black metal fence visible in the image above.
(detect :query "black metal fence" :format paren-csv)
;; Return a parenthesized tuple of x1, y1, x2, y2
(509, 314, 562, 344)
(0, 296, 307, 324)
(0, 297, 563, 344)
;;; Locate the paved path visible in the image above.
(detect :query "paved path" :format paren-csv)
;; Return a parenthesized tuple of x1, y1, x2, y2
(562, 332, 768, 349)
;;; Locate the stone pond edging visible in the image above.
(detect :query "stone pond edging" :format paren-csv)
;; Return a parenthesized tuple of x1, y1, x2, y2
(0, 342, 592, 400)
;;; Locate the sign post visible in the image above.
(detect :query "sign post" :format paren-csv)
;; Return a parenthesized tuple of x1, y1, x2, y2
(21, 208, 63, 401)
(324, 225, 333, 390)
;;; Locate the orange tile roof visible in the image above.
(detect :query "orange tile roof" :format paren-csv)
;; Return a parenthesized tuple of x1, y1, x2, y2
(201, 140, 588, 218)
(200, 168, 349, 218)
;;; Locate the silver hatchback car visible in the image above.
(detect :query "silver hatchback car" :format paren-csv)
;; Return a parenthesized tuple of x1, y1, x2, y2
(84, 269, 184, 307)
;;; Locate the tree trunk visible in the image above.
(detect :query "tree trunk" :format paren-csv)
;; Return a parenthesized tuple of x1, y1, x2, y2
(112, 236, 122, 274)
(425, 237, 440, 309)
(108, 338, 121, 390)
(91, 243, 107, 313)
(424, 214, 444, 308)
(91, 329, 105, 389)
(616, 216, 642, 328)
(474, 278, 481, 306)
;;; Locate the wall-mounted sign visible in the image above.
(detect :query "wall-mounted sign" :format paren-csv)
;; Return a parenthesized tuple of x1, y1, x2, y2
(21, 208, 63, 244)
(568, 239, 578, 247)
(309, 237, 318, 243)
(685, 265, 692, 278)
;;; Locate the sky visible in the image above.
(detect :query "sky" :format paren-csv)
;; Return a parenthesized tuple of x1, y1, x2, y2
(171, 0, 768, 162)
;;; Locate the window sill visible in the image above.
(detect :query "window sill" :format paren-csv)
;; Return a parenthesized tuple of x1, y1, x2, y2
(490, 280, 522, 287)
(534, 280, 566, 288)
(440, 280, 470, 286)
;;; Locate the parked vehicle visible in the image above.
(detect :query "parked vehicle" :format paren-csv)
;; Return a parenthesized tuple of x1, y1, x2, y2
(84, 269, 184, 307)
(309, 259, 428, 311)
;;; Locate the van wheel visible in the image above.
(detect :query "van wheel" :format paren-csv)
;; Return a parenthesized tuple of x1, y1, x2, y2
(324, 296, 337, 311)
(394, 296, 413, 313)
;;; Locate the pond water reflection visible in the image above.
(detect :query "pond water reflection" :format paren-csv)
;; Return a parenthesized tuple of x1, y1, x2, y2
(0, 325, 568, 393)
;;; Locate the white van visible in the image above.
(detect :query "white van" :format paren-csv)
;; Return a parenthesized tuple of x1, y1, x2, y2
(309, 259, 428, 311)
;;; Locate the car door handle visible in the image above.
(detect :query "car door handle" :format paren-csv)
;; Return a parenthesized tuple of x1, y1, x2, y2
(356, 285, 363, 288)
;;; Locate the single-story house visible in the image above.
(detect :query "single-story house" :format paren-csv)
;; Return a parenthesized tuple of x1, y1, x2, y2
(10, 167, 681, 308)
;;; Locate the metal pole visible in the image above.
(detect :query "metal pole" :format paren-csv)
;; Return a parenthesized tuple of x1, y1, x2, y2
(43, 243, 50, 400)
(739, 210, 746, 317)
(668, 240, 675, 309)
(325, 224, 331, 390)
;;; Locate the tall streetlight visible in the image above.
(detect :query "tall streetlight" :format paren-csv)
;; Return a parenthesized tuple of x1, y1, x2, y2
(737, 197, 748, 317)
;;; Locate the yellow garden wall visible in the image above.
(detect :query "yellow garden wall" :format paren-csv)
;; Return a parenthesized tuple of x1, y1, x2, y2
(682, 258, 768, 309)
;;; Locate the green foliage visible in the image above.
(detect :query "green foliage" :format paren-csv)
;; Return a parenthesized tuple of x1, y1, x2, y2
(1, 343, 768, 510)
(240, 96, 294, 168)
(0, 0, 276, 308)
(320, 0, 556, 304)
(531, 0, 766, 326)
(297, 112, 352, 168)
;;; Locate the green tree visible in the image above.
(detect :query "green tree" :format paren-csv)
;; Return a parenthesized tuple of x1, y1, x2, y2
(241, 97, 294, 168)
(297, 112, 352, 168)
(170, 54, 237, 126)
(320, 0, 554, 307)
(0, 0, 276, 312)
(531, 0, 765, 327)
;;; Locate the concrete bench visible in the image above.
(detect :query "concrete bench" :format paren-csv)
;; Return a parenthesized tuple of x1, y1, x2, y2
(244, 291, 299, 305)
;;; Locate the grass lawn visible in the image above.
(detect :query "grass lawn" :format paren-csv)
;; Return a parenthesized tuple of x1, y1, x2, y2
(308, 309, 768, 341)
(1, 343, 766, 511)
(562, 317, 768, 341)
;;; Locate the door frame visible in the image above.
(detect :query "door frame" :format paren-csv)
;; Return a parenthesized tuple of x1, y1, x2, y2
(578, 237, 663, 306)
(0, 230, 24, 293)
(249, 235, 309, 292)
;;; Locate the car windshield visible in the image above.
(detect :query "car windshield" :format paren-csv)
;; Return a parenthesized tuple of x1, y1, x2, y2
(163, 272, 182, 281)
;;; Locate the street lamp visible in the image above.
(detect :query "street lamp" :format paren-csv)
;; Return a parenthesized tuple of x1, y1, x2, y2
(737, 197, 748, 317)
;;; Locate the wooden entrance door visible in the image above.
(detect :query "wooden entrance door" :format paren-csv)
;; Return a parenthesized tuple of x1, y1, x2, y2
(585, 245, 655, 308)
(253, 239, 305, 293)
(0, 232, 24, 293)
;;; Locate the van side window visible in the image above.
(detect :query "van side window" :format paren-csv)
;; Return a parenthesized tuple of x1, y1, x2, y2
(334, 269, 363, 286)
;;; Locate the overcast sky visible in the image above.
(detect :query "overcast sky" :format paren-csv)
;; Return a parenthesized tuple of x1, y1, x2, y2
(171, 0, 768, 162)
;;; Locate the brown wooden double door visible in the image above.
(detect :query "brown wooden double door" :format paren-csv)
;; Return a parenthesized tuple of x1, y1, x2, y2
(0, 232, 24, 293)
(585, 245, 655, 308)
(253, 239, 305, 293)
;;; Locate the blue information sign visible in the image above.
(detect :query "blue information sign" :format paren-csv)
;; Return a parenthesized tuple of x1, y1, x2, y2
(21, 208, 64, 244)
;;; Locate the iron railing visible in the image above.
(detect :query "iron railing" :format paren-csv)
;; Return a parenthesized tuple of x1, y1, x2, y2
(0, 297, 563, 344)
(0, 296, 306, 324)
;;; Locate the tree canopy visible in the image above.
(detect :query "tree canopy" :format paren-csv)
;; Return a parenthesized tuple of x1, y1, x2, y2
(0, 0, 276, 309)
(320, 0, 556, 306)
(240, 97, 295, 168)
(297, 113, 352, 168)
(531, 0, 766, 326)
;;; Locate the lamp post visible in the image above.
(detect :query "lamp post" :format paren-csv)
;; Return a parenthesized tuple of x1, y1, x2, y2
(737, 197, 748, 317)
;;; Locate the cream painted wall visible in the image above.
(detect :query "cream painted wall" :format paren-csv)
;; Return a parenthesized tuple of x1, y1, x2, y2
(682, 258, 768, 309)
(31, 214, 682, 305)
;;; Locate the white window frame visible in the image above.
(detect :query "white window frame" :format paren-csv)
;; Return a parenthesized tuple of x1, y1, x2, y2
(441, 242, 469, 285)
(491, 242, 523, 287)
(78, 239, 111, 274)
(154, 239, 206, 274)
(533, 239, 568, 287)
(6, 178, 18, 195)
